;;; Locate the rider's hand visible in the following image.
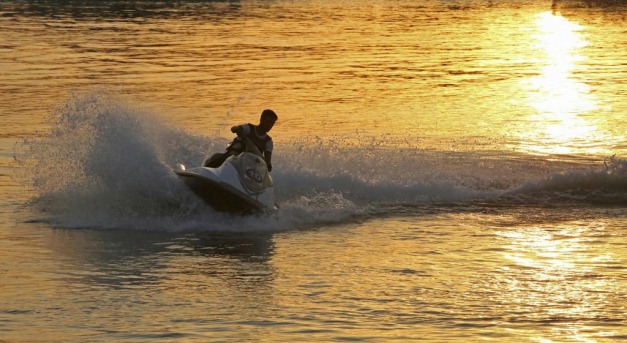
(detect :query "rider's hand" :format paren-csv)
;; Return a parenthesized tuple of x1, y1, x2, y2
(267, 163, 272, 172)
(230, 126, 240, 135)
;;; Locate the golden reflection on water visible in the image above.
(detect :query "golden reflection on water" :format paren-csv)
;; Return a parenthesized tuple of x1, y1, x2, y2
(520, 12, 602, 156)
(497, 221, 621, 342)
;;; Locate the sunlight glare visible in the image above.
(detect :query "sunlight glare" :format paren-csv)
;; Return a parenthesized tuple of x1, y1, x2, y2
(531, 12, 593, 115)
(496, 223, 618, 343)
(518, 12, 601, 156)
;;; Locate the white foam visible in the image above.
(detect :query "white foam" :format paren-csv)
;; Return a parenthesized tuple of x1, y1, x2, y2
(17, 91, 626, 231)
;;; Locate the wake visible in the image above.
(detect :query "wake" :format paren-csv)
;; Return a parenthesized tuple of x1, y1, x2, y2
(16, 91, 626, 231)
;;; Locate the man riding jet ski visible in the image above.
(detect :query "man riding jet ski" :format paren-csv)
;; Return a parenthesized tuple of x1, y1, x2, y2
(175, 110, 278, 215)
(204, 109, 277, 171)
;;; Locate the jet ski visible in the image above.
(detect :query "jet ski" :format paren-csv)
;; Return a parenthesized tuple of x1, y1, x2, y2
(175, 138, 278, 215)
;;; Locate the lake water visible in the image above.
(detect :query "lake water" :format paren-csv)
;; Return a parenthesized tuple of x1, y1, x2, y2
(1, 0, 626, 342)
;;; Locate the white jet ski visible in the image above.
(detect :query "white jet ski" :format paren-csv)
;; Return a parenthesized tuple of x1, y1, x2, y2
(175, 138, 278, 215)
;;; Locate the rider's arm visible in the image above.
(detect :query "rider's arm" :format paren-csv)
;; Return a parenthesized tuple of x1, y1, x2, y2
(231, 125, 242, 136)
(264, 151, 272, 172)
(264, 139, 274, 172)
(231, 124, 251, 137)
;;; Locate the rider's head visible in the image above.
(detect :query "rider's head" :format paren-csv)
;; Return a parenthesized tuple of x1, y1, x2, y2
(259, 109, 277, 133)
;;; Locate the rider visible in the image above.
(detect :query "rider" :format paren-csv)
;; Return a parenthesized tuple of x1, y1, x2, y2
(204, 109, 278, 171)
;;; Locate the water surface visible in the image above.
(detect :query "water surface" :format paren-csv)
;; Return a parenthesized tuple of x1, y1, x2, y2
(1, 0, 626, 342)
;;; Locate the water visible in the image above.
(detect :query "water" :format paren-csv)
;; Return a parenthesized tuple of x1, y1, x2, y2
(1, 0, 626, 342)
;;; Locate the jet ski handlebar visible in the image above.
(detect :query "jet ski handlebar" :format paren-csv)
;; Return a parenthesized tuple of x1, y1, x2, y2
(242, 137, 263, 156)
(230, 136, 263, 157)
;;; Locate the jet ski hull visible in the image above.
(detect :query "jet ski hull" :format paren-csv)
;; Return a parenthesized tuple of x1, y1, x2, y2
(174, 157, 276, 216)
(176, 169, 267, 215)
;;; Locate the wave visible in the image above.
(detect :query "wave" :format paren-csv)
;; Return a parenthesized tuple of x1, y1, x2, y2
(17, 91, 626, 231)
(503, 155, 627, 205)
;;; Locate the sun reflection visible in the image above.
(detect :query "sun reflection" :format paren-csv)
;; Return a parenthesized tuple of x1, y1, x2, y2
(496, 222, 619, 342)
(519, 12, 602, 156)
(530, 12, 594, 116)
(500, 228, 583, 278)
